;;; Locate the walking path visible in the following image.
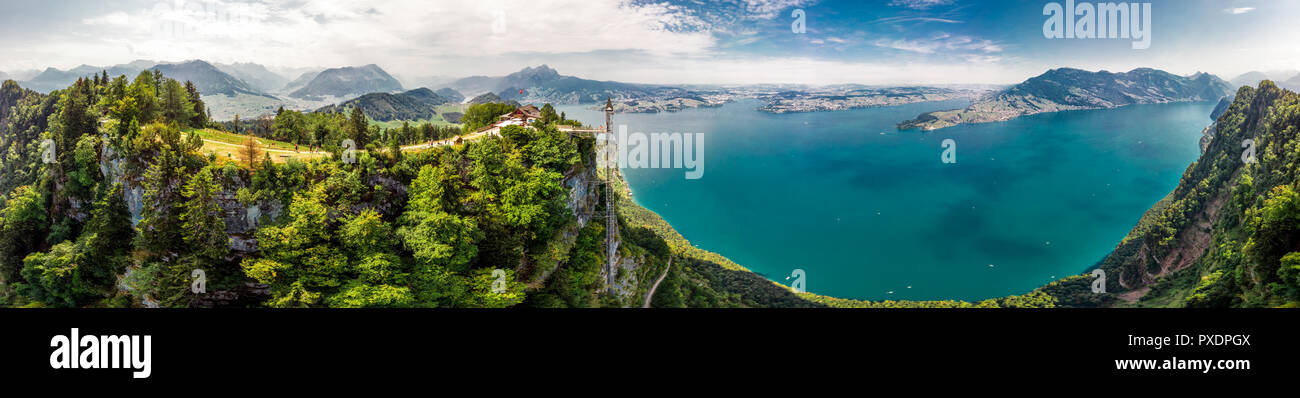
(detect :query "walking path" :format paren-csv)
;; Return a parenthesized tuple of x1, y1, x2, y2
(643, 258, 672, 308)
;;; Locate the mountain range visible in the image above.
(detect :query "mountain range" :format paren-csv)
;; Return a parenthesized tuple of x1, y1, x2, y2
(899, 68, 1235, 130)
(281, 70, 322, 93)
(289, 64, 404, 99)
(449, 65, 675, 105)
(15, 59, 271, 98)
(151, 61, 273, 98)
(1230, 70, 1300, 90)
(315, 88, 450, 121)
(214, 62, 290, 94)
(433, 87, 465, 103)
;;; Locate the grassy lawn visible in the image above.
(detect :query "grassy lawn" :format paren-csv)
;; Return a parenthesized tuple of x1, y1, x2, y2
(184, 128, 327, 164)
(186, 128, 301, 151)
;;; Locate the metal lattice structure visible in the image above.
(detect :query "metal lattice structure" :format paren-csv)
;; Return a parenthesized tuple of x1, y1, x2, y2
(603, 98, 618, 295)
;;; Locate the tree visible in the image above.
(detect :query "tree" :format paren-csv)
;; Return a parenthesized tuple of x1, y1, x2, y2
(239, 136, 263, 170)
(540, 103, 558, 124)
(462, 102, 516, 131)
(0, 186, 47, 283)
(1245, 185, 1300, 285)
(179, 168, 229, 261)
(399, 166, 482, 272)
(241, 190, 345, 307)
(84, 183, 134, 258)
(184, 81, 207, 127)
(272, 109, 305, 144)
(130, 71, 158, 123)
(135, 162, 183, 255)
(347, 106, 370, 147)
(160, 78, 195, 124)
(14, 184, 134, 307)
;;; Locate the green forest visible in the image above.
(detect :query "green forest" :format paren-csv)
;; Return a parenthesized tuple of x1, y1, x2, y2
(0, 70, 594, 308)
(0, 70, 1073, 308)
(1096, 81, 1300, 308)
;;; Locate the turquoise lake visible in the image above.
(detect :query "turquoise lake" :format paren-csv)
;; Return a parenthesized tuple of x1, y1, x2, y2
(557, 99, 1216, 301)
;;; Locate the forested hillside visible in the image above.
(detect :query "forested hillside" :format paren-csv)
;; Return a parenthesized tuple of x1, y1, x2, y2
(0, 71, 581, 307)
(1096, 81, 1300, 307)
(314, 88, 449, 122)
(1, 72, 1072, 308)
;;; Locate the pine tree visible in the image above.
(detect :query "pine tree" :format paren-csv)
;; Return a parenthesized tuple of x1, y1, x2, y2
(179, 168, 229, 261)
(184, 81, 207, 128)
(135, 162, 183, 255)
(348, 106, 369, 147)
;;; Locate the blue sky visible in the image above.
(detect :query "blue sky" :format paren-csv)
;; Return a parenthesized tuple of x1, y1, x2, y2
(2, 0, 1298, 85)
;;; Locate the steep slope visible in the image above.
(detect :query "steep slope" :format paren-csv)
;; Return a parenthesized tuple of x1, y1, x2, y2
(289, 64, 403, 99)
(468, 92, 513, 105)
(451, 65, 663, 104)
(150, 60, 273, 98)
(314, 88, 449, 121)
(214, 62, 289, 94)
(434, 88, 465, 103)
(281, 70, 321, 93)
(1283, 75, 1300, 92)
(899, 68, 1234, 130)
(1094, 81, 1300, 307)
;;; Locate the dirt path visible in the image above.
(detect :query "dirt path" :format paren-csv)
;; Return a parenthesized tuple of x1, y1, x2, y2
(643, 258, 671, 308)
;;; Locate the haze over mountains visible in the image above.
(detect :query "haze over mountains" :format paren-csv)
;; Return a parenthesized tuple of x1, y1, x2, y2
(289, 64, 404, 100)
(282, 70, 322, 94)
(1230, 70, 1300, 90)
(9, 59, 1288, 127)
(214, 62, 290, 94)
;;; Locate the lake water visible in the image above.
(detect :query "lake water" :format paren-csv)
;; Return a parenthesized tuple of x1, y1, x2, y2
(557, 99, 1215, 301)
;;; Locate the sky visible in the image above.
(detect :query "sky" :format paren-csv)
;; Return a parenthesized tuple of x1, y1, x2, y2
(1, 0, 1298, 85)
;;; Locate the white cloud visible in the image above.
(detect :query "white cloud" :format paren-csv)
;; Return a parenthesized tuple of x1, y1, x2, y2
(81, 11, 130, 26)
(874, 34, 1001, 54)
(42, 0, 719, 75)
(741, 0, 814, 20)
(888, 0, 956, 10)
(589, 55, 1023, 85)
(1224, 7, 1255, 14)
